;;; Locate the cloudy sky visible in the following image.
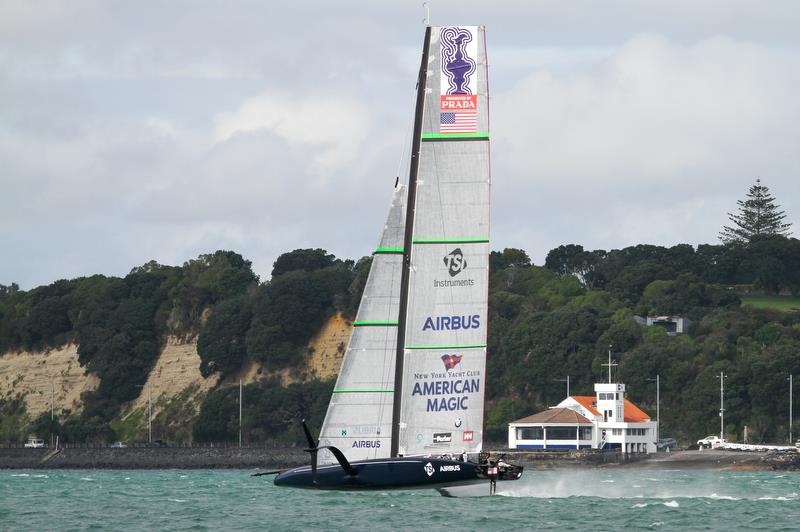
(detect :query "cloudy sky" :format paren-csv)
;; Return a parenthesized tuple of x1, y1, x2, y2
(3, 1, 800, 289)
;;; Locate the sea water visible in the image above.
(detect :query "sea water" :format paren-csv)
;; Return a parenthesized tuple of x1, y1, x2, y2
(1, 469, 798, 531)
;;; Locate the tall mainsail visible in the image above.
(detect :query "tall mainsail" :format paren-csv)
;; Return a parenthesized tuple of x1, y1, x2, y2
(396, 26, 490, 456)
(317, 185, 406, 462)
(318, 25, 489, 462)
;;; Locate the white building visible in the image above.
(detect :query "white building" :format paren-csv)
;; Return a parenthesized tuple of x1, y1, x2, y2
(508, 382, 658, 454)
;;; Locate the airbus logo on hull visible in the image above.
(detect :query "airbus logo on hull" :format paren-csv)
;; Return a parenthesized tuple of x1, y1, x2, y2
(422, 315, 480, 331)
(352, 440, 381, 449)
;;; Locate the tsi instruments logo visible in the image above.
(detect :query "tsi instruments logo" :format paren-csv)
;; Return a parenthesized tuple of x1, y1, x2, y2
(434, 248, 475, 288)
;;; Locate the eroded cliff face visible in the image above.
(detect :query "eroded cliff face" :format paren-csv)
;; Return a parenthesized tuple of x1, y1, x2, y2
(0, 344, 99, 417)
(0, 313, 353, 432)
(124, 336, 220, 416)
(306, 312, 351, 381)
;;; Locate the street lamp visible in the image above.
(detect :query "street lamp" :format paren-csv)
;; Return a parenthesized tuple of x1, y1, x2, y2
(716, 372, 727, 440)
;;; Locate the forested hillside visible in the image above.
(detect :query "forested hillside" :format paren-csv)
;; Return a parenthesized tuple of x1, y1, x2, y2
(1, 236, 799, 446)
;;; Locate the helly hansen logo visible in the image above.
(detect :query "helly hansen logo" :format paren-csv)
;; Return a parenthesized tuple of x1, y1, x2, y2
(443, 248, 467, 277)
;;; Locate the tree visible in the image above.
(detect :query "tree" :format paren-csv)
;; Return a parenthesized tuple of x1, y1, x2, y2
(0, 282, 20, 301)
(720, 179, 792, 243)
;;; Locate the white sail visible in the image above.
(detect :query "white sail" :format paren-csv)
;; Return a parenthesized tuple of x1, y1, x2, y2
(398, 26, 490, 456)
(317, 185, 406, 463)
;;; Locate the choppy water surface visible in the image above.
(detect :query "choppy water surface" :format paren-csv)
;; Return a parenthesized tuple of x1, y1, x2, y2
(1, 469, 798, 530)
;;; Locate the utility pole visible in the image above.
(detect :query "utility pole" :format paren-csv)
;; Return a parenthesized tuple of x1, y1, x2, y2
(239, 379, 243, 448)
(51, 381, 55, 449)
(789, 374, 793, 444)
(553, 375, 570, 399)
(720, 374, 724, 440)
(648, 375, 660, 442)
(148, 382, 152, 444)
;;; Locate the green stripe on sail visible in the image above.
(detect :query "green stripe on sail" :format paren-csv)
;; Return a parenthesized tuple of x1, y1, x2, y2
(374, 247, 404, 254)
(353, 321, 399, 326)
(421, 132, 489, 139)
(405, 344, 487, 350)
(413, 238, 489, 244)
(332, 389, 394, 393)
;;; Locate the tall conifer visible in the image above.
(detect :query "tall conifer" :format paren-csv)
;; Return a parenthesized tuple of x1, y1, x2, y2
(719, 179, 792, 243)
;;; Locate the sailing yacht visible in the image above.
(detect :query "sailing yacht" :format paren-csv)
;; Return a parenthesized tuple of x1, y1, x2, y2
(273, 24, 522, 494)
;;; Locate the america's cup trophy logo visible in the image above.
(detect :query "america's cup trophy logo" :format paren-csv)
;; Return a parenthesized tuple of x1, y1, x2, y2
(441, 27, 476, 94)
(439, 27, 478, 134)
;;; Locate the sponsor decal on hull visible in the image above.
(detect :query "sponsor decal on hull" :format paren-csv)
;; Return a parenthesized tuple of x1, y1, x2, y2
(352, 440, 381, 449)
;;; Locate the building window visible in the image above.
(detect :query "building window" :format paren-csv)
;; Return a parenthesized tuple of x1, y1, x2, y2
(547, 426, 577, 440)
(625, 428, 648, 436)
(612, 429, 622, 436)
(517, 427, 543, 440)
(579, 426, 592, 440)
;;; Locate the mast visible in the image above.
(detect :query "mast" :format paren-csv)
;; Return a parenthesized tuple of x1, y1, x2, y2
(391, 26, 432, 458)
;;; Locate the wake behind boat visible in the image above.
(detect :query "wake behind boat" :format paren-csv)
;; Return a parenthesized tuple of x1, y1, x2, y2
(272, 24, 523, 496)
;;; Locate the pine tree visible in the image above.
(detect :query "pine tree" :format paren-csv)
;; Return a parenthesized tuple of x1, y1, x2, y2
(719, 179, 793, 243)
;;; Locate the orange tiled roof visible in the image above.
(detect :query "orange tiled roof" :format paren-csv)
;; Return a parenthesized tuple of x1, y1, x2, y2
(511, 407, 593, 425)
(571, 395, 651, 422)
(572, 396, 601, 416)
(622, 398, 651, 422)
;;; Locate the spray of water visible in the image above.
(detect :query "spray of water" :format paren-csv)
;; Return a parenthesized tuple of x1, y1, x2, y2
(497, 470, 799, 501)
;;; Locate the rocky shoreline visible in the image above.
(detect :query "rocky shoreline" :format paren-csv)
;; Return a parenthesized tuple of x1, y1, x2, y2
(0, 446, 308, 470)
(2, 447, 799, 472)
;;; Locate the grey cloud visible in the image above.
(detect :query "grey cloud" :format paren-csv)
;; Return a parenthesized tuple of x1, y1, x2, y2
(3, 1, 800, 287)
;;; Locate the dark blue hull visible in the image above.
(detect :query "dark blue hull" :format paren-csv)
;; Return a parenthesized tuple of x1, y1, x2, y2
(273, 457, 484, 491)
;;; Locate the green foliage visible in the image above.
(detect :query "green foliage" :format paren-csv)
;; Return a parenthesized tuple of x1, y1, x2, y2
(193, 379, 334, 443)
(3, 239, 800, 447)
(0, 397, 28, 443)
(272, 248, 339, 277)
(198, 296, 252, 377)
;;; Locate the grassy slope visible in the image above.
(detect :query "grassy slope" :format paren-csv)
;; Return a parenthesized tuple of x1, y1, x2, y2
(741, 295, 800, 311)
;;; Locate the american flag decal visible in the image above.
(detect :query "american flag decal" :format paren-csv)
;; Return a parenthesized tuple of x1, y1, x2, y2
(440, 111, 477, 134)
(441, 354, 463, 370)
